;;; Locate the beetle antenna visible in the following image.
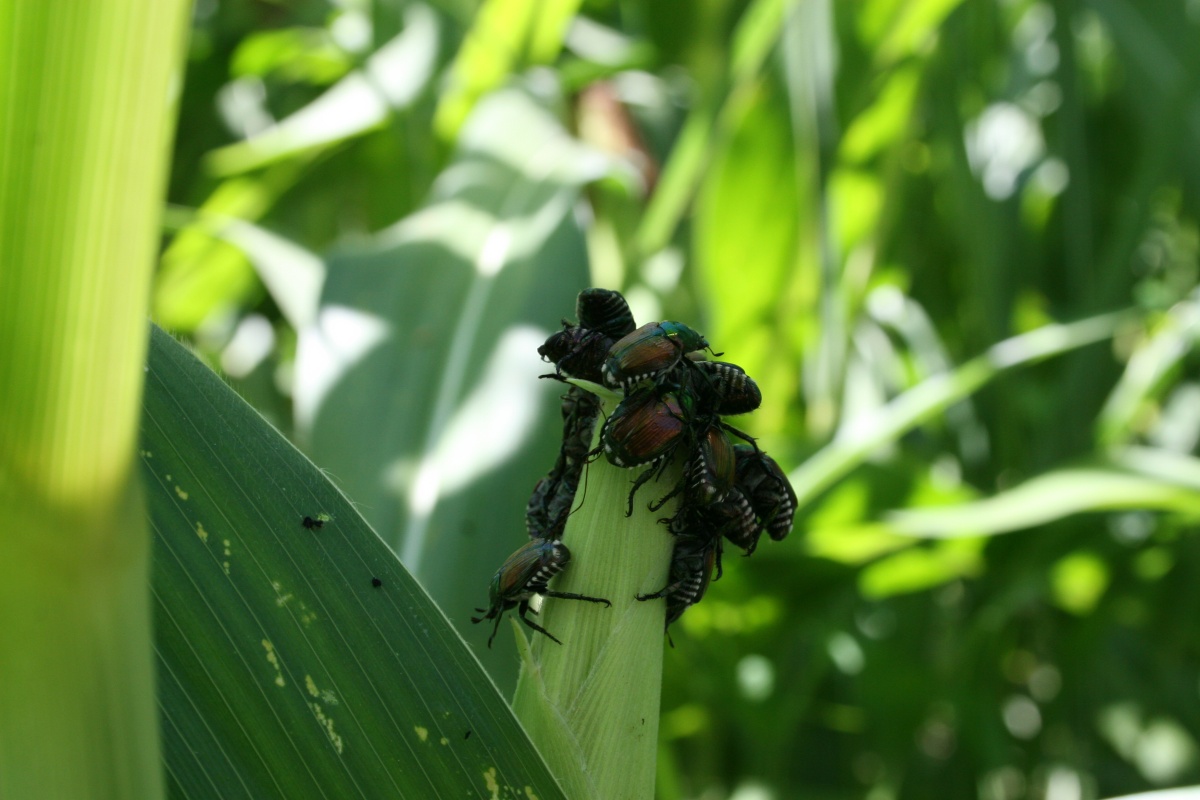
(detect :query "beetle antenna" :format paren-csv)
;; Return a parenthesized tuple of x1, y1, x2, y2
(570, 459, 591, 517)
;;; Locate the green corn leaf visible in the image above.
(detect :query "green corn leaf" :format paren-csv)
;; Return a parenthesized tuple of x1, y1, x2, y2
(143, 325, 566, 799)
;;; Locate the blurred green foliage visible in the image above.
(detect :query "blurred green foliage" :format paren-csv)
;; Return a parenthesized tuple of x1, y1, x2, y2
(158, 0, 1200, 797)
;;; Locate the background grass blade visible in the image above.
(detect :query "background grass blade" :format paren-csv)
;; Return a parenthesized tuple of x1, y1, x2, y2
(143, 325, 566, 799)
(887, 466, 1200, 538)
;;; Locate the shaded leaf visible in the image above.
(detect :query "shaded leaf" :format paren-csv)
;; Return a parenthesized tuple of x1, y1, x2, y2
(143, 325, 566, 799)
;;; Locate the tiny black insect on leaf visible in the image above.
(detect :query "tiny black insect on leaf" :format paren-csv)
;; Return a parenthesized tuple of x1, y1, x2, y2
(371, 577, 382, 588)
(301, 515, 324, 530)
(464, 730, 472, 740)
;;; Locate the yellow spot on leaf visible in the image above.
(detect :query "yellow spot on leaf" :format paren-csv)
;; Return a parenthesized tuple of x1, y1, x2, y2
(262, 640, 285, 687)
(440, 737, 449, 746)
(414, 726, 428, 742)
(222, 561, 230, 575)
(305, 675, 319, 697)
(483, 767, 499, 799)
(309, 702, 344, 754)
(524, 788, 539, 800)
(195, 522, 208, 543)
(174, 486, 188, 500)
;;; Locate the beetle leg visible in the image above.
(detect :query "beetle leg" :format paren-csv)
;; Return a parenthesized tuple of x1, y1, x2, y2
(636, 572, 688, 601)
(486, 610, 506, 649)
(647, 477, 685, 512)
(543, 590, 612, 607)
(625, 458, 669, 516)
(517, 601, 564, 645)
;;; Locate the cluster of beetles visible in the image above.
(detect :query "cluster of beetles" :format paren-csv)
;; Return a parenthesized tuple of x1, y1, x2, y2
(472, 289, 796, 647)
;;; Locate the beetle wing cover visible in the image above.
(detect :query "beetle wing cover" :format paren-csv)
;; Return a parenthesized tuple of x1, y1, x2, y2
(607, 390, 685, 464)
(495, 540, 549, 597)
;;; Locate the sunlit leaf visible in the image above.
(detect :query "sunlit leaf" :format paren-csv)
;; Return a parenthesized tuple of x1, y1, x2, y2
(695, 74, 810, 437)
(1098, 297, 1200, 446)
(1051, 551, 1109, 614)
(887, 466, 1200, 538)
(434, 0, 580, 139)
(208, 6, 440, 176)
(294, 86, 608, 685)
(231, 28, 351, 84)
(858, 538, 984, 598)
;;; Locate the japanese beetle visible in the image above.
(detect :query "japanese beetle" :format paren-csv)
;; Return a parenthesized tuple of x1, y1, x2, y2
(710, 487, 763, 555)
(691, 360, 762, 416)
(602, 321, 714, 390)
(600, 388, 686, 468)
(525, 388, 600, 540)
(539, 288, 637, 382)
(525, 475, 562, 540)
(576, 288, 636, 339)
(597, 388, 689, 515)
(734, 445, 797, 541)
(471, 538, 611, 648)
(638, 517, 723, 631)
(525, 473, 577, 541)
(538, 324, 612, 383)
(685, 424, 737, 503)
(647, 422, 737, 512)
(560, 387, 601, 464)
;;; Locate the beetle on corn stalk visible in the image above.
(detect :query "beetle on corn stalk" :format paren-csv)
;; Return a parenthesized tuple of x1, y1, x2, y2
(472, 538, 612, 648)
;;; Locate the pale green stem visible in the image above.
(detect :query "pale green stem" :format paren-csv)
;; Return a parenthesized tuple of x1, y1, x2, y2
(511, 391, 676, 800)
(0, 1, 189, 797)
